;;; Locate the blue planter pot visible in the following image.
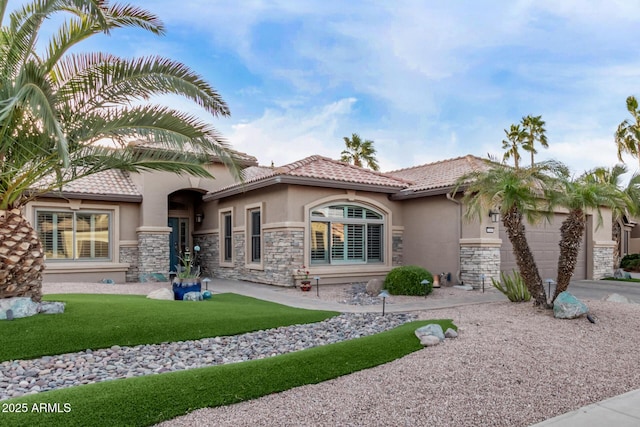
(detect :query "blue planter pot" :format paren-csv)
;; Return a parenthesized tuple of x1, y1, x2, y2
(172, 279, 202, 300)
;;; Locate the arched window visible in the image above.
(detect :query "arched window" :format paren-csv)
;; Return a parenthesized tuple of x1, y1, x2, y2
(310, 204, 384, 264)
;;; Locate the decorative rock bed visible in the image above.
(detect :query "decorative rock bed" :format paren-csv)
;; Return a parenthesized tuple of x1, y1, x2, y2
(0, 312, 416, 400)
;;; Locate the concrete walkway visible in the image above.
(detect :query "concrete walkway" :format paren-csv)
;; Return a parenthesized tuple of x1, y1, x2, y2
(42, 278, 640, 426)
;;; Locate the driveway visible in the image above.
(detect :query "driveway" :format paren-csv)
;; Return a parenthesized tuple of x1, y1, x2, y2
(569, 279, 640, 303)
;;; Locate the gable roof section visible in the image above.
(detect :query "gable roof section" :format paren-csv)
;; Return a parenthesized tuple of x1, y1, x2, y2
(39, 169, 142, 202)
(204, 155, 412, 201)
(387, 155, 489, 199)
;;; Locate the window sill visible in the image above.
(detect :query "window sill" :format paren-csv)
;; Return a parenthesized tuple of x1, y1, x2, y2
(44, 262, 130, 273)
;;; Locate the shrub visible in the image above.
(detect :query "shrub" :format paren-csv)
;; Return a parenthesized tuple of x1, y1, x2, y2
(384, 266, 434, 296)
(620, 253, 640, 270)
(491, 270, 531, 302)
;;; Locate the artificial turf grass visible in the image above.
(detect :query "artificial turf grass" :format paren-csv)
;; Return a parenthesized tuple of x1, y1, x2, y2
(0, 293, 338, 362)
(0, 319, 455, 427)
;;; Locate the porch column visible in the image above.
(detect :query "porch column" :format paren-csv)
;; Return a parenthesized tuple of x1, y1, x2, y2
(459, 238, 501, 289)
(592, 241, 615, 279)
(136, 226, 171, 282)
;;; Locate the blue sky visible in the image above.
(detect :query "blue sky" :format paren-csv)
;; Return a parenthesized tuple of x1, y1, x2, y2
(48, 1, 640, 172)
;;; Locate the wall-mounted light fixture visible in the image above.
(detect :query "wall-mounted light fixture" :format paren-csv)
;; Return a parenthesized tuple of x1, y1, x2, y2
(195, 212, 204, 223)
(489, 209, 500, 223)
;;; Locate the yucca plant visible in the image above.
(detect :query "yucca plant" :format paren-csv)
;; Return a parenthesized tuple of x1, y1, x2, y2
(491, 270, 531, 302)
(0, 1, 240, 302)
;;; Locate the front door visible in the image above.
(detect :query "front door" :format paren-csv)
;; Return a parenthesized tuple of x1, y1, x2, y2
(168, 217, 189, 272)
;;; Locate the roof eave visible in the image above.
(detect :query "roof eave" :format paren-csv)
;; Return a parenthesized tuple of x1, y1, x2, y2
(39, 191, 143, 203)
(203, 175, 405, 201)
(389, 185, 462, 200)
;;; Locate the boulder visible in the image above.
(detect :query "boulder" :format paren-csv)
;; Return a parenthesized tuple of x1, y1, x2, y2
(38, 302, 65, 314)
(419, 335, 441, 347)
(415, 323, 445, 343)
(0, 297, 39, 320)
(604, 293, 636, 304)
(146, 288, 174, 300)
(453, 285, 474, 291)
(444, 328, 458, 339)
(553, 291, 588, 319)
(613, 268, 624, 279)
(183, 291, 203, 301)
(366, 278, 384, 296)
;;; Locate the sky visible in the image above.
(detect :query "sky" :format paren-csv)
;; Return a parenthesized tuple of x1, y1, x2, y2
(39, 1, 640, 173)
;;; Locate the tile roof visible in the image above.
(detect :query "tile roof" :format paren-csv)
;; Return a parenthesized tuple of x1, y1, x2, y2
(215, 155, 412, 194)
(38, 169, 141, 199)
(387, 155, 490, 194)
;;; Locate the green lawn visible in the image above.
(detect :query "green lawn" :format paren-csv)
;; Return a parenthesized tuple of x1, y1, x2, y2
(0, 319, 454, 427)
(602, 277, 640, 283)
(0, 293, 456, 426)
(0, 293, 338, 362)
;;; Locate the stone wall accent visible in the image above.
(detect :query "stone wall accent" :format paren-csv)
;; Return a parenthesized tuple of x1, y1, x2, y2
(263, 229, 304, 286)
(194, 233, 218, 279)
(459, 243, 501, 289)
(392, 234, 403, 266)
(119, 245, 139, 282)
(196, 229, 304, 286)
(137, 231, 169, 281)
(593, 244, 615, 280)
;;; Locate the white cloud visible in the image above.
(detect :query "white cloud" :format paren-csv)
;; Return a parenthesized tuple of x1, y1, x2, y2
(226, 98, 357, 165)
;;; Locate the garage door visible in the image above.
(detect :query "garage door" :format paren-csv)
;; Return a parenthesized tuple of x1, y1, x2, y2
(500, 214, 587, 281)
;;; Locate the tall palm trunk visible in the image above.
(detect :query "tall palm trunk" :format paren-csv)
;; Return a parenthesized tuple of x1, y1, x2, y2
(554, 209, 585, 301)
(0, 209, 45, 302)
(502, 207, 547, 306)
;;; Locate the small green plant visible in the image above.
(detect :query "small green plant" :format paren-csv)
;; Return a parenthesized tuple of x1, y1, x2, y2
(384, 265, 434, 296)
(177, 246, 201, 279)
(491, 270, 531, 302)
(620, 253, 640, 270)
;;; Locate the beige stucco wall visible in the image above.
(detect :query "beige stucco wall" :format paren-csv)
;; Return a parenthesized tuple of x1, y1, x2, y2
(130, 163, 237, 227)
(401, 195, 461, 282)
(200, 184, 405, 284)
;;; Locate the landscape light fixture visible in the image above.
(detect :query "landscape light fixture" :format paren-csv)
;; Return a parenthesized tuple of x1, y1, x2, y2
(546, 279, 556, 303)
(202, 277, 212, 291)
(421, 279, 430, 299)
(378, 290, 390, 316)
(480, 274, 486, 293)
(314, 276, 320, 297)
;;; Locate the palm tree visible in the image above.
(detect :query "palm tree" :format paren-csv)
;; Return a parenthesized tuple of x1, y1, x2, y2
(0, 1, 239, 302)
(340, 133, 380, 171)
(501, 124, 526, 169)
(454, 161, 559, 306)
(615, 95, 640, 168)
(548, 168, 632, 301)
(521, 115, 548, 166)
(582, 164, 640, 266)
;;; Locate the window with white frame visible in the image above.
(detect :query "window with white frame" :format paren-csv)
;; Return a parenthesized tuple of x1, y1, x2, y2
(222, 211, 233, 262)
(249, 208, 261, 263)
(310, 204, 384, 264)
(36, 210, 111, 260)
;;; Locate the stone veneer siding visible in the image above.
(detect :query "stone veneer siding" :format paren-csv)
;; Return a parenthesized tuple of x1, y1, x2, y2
(136, 231, 169, 281)
(392, 234, 403, 266)
(119, 245, 139, 282)
(592, 245, 614, 280)
(196, 229, 304, 286)
(459, 244, 500, 289)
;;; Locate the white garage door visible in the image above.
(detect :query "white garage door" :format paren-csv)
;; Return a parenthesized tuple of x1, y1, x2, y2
(500, 214, 587, 281)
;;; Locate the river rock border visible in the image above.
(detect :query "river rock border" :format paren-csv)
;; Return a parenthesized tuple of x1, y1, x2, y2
(0, 312, 415, 400)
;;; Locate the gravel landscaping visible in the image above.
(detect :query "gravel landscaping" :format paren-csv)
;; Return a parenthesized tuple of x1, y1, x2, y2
(158, 299, 640, 427)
